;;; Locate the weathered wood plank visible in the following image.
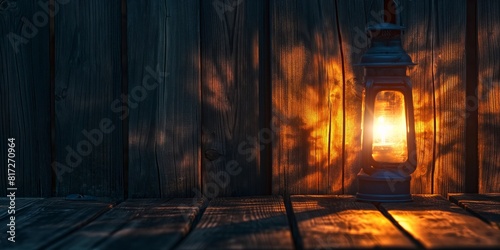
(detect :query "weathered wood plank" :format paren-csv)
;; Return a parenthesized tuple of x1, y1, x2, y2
(432, 0, 468, 196)
(0, 198, 43, 219)
(449, 193, 500, 230)
(127, 0, 200, 198)
(49, 198, 206, 249)
(54, 0, 123, 197)
(201, 0, 267, 196)
(399, 0, 435, 194)
(271, 0, 344, 195)
(380, 194, 500, 248)
(291, 195, 415, 249)
(0, 198, 113, 249)
(177, 196, 294, 249)
(336, 0, 384, 194)
(478, 0, 500, 193)
(0, 0, 51, 196)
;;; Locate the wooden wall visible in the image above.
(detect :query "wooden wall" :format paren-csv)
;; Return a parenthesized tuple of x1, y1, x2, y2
(0, 0, 498, 198)
(271, 0, 384, 195)
(0, 0, 51, 197)
(54, 0, 124, 198)
(127, 0, 200, 198)
(401, 0, 469, 195)
(200, 0, 268, 197)
(478, 0, 500, 193)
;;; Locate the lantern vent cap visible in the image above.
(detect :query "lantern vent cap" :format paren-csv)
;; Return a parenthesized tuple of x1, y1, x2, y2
(356, 22, 416, 67)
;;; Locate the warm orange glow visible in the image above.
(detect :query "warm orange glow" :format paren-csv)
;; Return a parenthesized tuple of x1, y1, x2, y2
(272, 42, 345, 193)
(372, 91, 408, 163)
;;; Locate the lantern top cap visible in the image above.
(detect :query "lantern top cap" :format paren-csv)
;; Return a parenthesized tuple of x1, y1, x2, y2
(357, 22, 415, 67)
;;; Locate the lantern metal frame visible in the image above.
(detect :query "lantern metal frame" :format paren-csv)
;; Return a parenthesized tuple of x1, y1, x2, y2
(356, 23, 417, 203)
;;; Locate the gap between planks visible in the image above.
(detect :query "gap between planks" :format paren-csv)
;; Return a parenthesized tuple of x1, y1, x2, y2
(379, 194, 500, 249)
(448, 193, 500, 230)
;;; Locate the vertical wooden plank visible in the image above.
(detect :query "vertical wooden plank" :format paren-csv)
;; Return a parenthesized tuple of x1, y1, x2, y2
(201, 0, 266, 196)
(127, 0, 200, 198)
(336, 0, 384, 194)
(0, 1, 51, 196)
(478, 0, 500, 193)
(399, 0, 435, 193)
(55, 0, 123, 197)
(271, 0, 344, 194)
(432, 0, 467, 196)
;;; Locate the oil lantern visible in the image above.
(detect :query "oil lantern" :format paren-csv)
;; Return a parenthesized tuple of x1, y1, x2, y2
(356, 23, 417, 202)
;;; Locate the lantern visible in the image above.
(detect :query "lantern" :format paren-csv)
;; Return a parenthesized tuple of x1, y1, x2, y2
(356, 23, 417, 202)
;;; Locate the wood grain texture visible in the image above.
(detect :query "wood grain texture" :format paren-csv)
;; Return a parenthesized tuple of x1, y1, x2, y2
(399, 0, 435, 194)
(0, 198, 113, 249)
(380, 194, 500, 249)
(201, 0, 267, 196)
(271, 0, 344, 195)
(336, 0, 384, 194)
(431, 0, 467, 196)
(0, 198, 42, 219)
(127, 0, 200, 198)
(55, 0, 123, 197)
(291, 195, 415, 249)
(0, 1, 51, 196)
(49, 198, 206, 249)
(176, 196, 294, 249)
(478, 0, 500, 193)
(449, 193, 500, 230)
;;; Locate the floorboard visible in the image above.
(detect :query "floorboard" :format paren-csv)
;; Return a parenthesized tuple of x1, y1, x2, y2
(2, 195, 499, 248)
(291, 195, 415, 249)
(49, 198, 206, 249)
(380, 194, 500, 248)
(176, 196, 294, 249)
(0, 198, 43, 219)
(449, 193, 500, 229)
(0, 198, 114, 249)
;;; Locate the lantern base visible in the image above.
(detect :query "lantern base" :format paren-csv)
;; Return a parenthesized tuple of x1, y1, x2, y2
(356, 168, 412, 203)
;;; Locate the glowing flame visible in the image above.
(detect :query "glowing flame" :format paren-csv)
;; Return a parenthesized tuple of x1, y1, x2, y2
(374, 116, 393, 144)
(372, 91, 408, 163)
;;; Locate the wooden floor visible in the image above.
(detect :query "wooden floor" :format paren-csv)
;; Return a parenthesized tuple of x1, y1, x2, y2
(1, 194, 499, 249)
